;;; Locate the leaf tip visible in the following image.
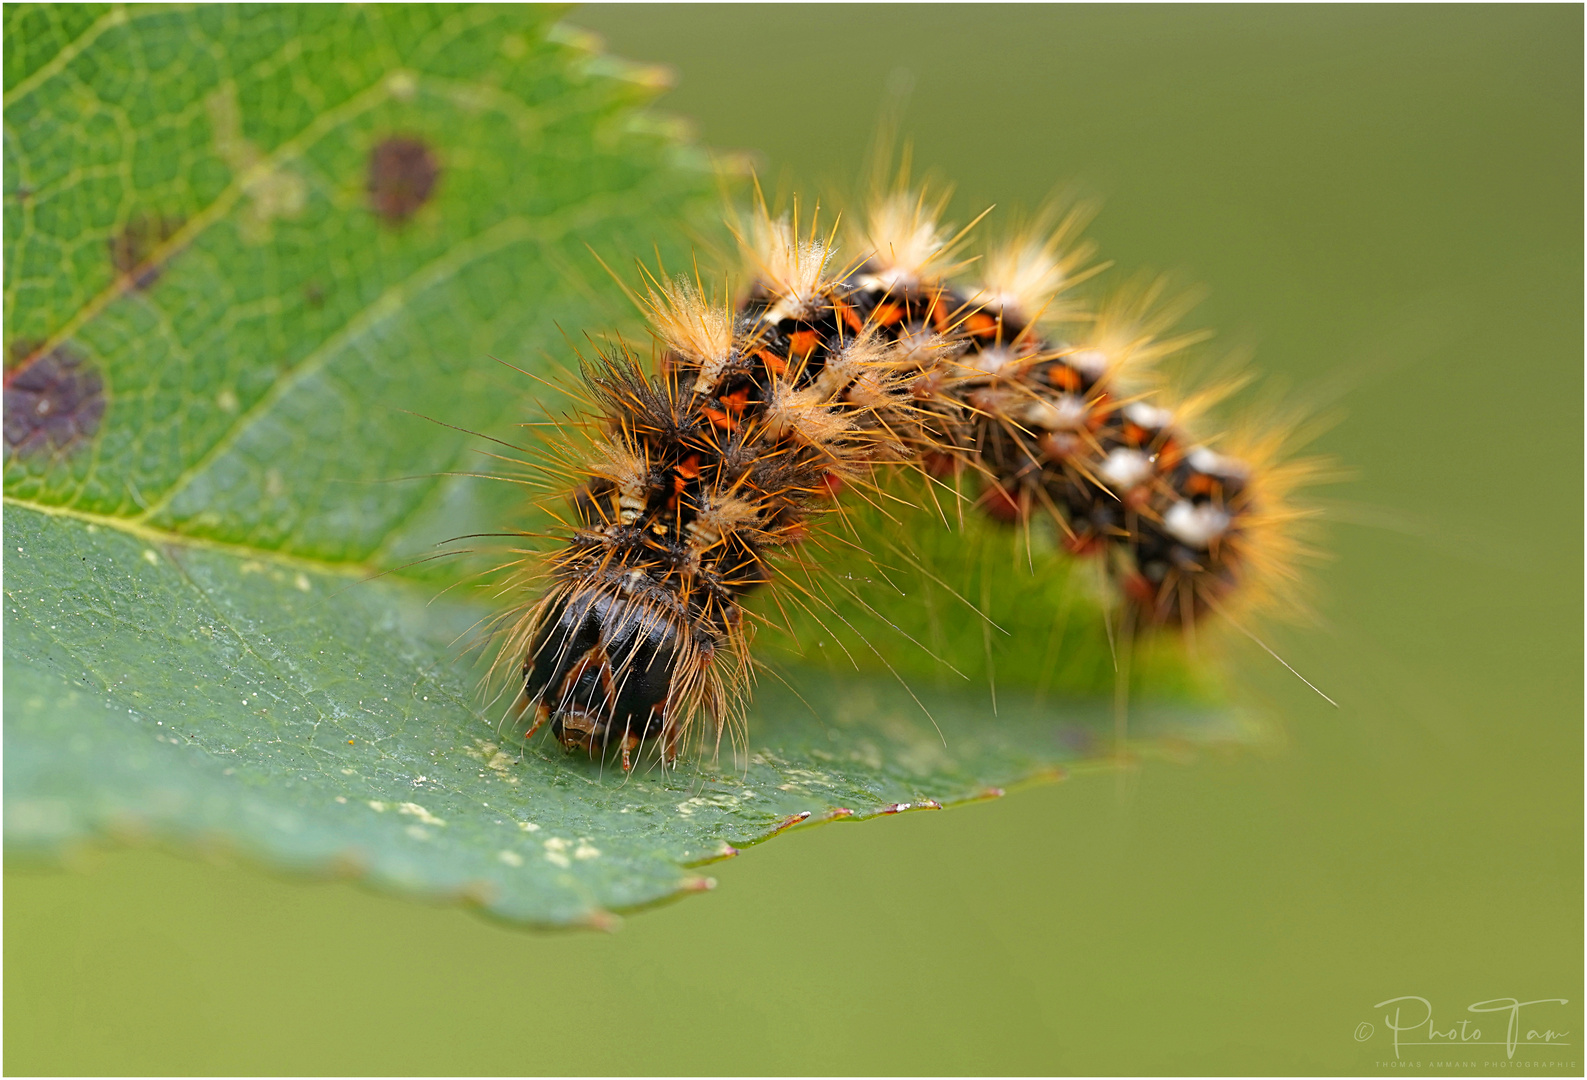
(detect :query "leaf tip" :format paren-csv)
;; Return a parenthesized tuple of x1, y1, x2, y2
(582, 908, 622, 933)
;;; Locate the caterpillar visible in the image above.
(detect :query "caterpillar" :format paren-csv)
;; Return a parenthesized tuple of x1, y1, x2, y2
(494, 177, 1322, 771)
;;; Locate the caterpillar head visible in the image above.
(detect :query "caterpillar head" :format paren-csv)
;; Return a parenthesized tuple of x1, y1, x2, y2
(523, 588, 684, 767)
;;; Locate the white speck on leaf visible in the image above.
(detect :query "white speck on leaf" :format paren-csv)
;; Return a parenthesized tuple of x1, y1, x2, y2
(398, 802, 444, 826)
(386, 70, 418, 101)
(542, 836, 572, 868)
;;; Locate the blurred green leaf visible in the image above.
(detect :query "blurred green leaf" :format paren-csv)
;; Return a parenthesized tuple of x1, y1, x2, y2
(3, 4, 1248, 926)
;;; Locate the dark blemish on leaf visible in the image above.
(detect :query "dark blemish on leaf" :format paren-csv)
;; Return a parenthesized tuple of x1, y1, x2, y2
(7, 338, 43, 373)
(368, 137, 439, 225)
(304, 280, 325, 308)
(108, 214, 184, 290)
(4, 345, 106, 456)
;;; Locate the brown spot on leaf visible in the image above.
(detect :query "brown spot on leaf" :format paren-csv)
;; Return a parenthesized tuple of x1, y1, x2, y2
(7, 338, 43, 373)
(368, 136, 439, 225)
(109, 214, 184, 289)
(5, 346, 106, 456)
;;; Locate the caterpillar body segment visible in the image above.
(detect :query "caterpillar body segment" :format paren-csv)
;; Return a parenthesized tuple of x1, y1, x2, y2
(513, 264, 922, 771)
(737, 187, 1312, 638)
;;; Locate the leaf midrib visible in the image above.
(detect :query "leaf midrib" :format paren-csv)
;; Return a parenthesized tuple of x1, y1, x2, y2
(5, 496, 385, 580)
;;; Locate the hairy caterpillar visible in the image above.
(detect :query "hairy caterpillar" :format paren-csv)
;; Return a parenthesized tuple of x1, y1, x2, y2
(494, 176, 1324, 771)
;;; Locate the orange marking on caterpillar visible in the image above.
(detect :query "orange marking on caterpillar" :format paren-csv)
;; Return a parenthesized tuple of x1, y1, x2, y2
(754, 348, 788, 376)
(965, 312, 998, 337)
(872, 302, 904, 327)
(1047, 365, 1082, 392)
(835, 299, 866, 334)
(786, 329, 822, 356)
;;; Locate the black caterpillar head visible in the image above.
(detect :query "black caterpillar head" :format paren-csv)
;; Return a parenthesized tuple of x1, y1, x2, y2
(524, 589, 679, 765)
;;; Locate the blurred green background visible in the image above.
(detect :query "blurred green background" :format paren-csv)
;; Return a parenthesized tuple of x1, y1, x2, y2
(7, 5, 1581, 1074)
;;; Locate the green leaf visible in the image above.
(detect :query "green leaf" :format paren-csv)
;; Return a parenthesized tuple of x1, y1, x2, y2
(4, 4, 1251, 926)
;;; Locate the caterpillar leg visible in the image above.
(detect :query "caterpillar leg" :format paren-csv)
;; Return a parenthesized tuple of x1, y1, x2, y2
(619, 731, 641, 773)
(522, 704, 548, 744)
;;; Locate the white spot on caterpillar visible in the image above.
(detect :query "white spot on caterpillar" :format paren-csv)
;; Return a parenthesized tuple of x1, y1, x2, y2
(574, 840, 601, 861)
(499, 850, 524, 867)
(971, 345, 1018, 375)
(1187, 446, 1249, 480)
(518, 820, 541, 833)
(1099, 448, 1154, 490)
(294, 573, 311, 593)
(1023, 394, 1088, 431)
(1068, 348, 1110, 377)
(1164, 500, 1232, 548)
(1124, 402, 1173, 430)
(367, 800, 387, 812)
(140, 549, 159, 566)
